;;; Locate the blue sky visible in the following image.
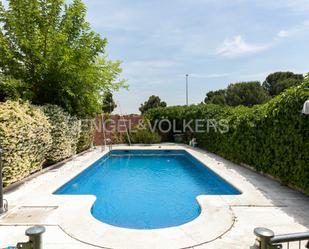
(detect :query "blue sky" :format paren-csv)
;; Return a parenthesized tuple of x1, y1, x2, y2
(50, 0, 309, 113)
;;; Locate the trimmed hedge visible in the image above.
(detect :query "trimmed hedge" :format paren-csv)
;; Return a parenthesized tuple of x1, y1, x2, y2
(42, 105, 81, 164)
(0, 102, 94, 187)
(0, 101, 51, 186)
(146, 79, 309, 194)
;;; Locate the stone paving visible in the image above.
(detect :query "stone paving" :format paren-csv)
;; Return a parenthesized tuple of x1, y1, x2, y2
(0, 145, 308, 249)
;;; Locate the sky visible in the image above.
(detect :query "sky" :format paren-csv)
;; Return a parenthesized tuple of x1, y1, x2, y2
(33, 1, 309, 113)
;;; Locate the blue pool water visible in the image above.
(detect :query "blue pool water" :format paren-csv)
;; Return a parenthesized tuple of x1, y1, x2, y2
(55, 150, 240, 229)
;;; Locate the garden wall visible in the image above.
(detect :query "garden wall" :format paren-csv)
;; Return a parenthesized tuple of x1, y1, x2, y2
(94, 114, 142, 145)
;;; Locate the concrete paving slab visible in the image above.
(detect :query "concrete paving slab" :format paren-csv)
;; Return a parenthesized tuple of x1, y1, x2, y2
(0, 145, 308, 249)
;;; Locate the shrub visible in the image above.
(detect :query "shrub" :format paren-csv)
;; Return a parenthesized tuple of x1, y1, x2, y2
(111, 132, 127, 144)
(68, 116, 81, 155)
(129, 127, 161, 144)
(42, 105, 81, 164)
(0, 101, 51, 186)
(146, 79, 309, 194)
(77, 119, 94, 153)
(107, 127, 161, 145)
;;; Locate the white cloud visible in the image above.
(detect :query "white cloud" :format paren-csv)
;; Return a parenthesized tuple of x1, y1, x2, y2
(277, 20, 309, 38)
(277, 30, 289, 38)
(216, 20, 309, 58)
(216, 35, 271, 57)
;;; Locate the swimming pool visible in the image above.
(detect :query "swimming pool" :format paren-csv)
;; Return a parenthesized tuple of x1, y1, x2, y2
(55, 150, 240, 229)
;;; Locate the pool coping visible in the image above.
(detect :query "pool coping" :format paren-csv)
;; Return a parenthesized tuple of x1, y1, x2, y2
(1, 144, 276, 249)
(3, 148, 93, 194)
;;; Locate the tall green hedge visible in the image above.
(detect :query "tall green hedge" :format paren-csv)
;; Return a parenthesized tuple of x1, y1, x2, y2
(0, 101, 51, 186)
(0, 102, 94, 187)
(42, 105, 81, 164)
(146, 79, 309, 194)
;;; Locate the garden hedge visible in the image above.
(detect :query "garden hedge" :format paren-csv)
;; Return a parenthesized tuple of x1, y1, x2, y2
(146, 79, 309, 194)
(0, 102, 94, 187)
(0, 101, 51, 186)
(42, 105, 81, 164)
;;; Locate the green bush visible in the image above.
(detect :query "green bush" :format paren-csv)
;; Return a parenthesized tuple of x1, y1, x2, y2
(129, 127, 161, 144)
(42, 105, 81, 164)
(0, 102, 92, 187)
(0, 101, 51, 186)
(68, 116, 81, 155)
(146, 79, 309, 194)
(111, 132, 127, 144)
(77, 119, 94, 153)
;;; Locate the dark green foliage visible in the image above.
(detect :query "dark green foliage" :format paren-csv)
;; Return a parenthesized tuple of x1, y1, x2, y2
(146, 79, 309, 194)
(102, 91, 117, 113)
(263, 72, 304, 96)
(0, 76, 28, 102)
(225, 81, 270, 106)
(139, 95, 167, 114)
(204, 81, 269, 107)
(204, 89, 226, 105)
(0, 0, 126, 117)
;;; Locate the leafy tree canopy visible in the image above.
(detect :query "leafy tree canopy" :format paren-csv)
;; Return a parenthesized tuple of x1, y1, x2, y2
(204, 89, 226, 105)
(102, 91, 117, 113)
(225, 81, 270, 107)
(0, 0, 126, 117)
(0, 75, 28, 102)
(263, 72, 304, 96)
(139, 95, 167, 114)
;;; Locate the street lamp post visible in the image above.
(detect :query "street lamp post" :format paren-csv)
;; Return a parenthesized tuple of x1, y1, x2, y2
(186, 74, 189, 106)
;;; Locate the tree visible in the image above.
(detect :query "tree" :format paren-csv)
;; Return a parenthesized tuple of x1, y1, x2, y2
(139, 95, 167, 114)
(204, 89, 226, 105)
(0, 0, 126, 117)
(102, 91, 117, 113)
(263, 72, 304, 96)
(0, 75, 28, 102)
(225, 81, 270, 107)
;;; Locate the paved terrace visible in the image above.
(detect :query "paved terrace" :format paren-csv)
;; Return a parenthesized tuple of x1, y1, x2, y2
(0, 145, 308, 249)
